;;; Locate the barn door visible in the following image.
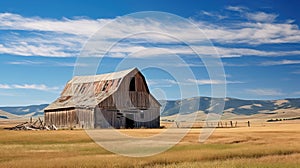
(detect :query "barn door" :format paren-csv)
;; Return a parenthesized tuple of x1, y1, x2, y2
(125, 114, 135, 128)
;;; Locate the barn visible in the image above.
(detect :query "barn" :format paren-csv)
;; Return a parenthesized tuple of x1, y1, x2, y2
(44, 68, 161, 129)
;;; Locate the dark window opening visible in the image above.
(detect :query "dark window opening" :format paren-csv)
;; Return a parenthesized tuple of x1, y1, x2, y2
(102, 81, 109, 91)
(125, 114, 135, 128)
(129, 77, 136, 91)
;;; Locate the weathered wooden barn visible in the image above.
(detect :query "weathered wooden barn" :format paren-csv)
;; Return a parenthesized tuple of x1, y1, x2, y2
(44, 68, 160, 129)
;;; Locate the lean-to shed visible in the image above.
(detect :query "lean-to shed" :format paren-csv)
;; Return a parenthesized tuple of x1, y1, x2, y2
(44, 68, 160, 129)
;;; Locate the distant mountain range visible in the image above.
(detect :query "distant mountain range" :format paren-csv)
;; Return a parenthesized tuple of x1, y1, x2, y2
(0, 104, 48, 119)
(0, 97, 300, 119)
(160, 97, 300, 116)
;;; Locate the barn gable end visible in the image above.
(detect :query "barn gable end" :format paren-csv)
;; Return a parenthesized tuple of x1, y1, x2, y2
(44, 68, 160, 129)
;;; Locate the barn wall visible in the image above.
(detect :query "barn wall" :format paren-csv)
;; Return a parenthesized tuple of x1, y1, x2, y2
(96, 70, 160, 128)
(134, 72, 149, 92)
(94, 107, 126, 128)
(132, 109, 160, 128)
(99, 71, 151, 110)
(44, 109, 77, 128)
(44, 108, 94, 129)
(76, 108, 95, 129)
(94, 107, 159, 128)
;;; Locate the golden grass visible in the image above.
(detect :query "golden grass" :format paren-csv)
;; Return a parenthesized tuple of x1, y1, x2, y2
(0, 120, 299, 167)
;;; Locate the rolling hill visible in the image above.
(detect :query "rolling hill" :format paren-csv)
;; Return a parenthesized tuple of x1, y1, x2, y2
(0, 104, 48, 118)
(0, 110, 21, 119)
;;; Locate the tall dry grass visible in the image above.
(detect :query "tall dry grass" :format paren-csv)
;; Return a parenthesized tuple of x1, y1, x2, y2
(0, 120, 299, 167)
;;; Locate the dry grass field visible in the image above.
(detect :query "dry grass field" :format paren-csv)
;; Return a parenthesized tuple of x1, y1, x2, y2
(0, 119, 299, 168)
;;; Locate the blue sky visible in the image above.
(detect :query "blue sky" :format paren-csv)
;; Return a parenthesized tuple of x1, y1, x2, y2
(0, 0, 300, 106)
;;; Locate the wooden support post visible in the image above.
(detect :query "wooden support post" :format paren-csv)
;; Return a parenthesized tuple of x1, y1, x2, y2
(175, 121, 180, 128)
(38, 117, 43, 127)
(247, 121, 250, 127)
(235, 121, 237, 127)
(230, 121, 233, 127)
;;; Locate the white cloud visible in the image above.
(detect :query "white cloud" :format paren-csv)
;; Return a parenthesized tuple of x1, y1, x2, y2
(147, 79, 180, 87)
(246, 12, 278, 23)
(260, 60, 300, 66)
(0, 84, 11, 89)
(7, 60, 44, 65)
(0, 84, 59, 91)
(6, 60, 88, 67)
(226, 6, 277, 23)
(0, 13, 107, 36)
(106, 45, 300, 58)
(226, 6, 247, 12)
(55, 62, 88, 67)
(188, 79, 243, 85)
(200, 22, 300, 45)
(224, 60, 300, 67)
(0, 11, 300, 58)
(0, 42, 76, 57)
(148, 78, 243, 87)
(0, 13, 98, 57)
(200, 11, 227, 20)
(246, 89, 284, 96)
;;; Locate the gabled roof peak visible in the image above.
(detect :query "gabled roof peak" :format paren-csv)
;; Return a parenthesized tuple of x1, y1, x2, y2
(70, 67, 138, 84)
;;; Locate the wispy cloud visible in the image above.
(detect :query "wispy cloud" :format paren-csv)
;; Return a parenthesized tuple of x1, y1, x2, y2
(0, 83, 59, 91)
(246, 88, 284, 96)
(6, 60, 88, 67)
(0, 10, 300, 58)
(148, 78, 244, 87)
(7, 60, 44, 65)
(0, 13, 106, 36)
(260, 60, 300, 66)
(226, 6, 277, 23)
(147, 79, 179, 87)
(246, 12, 278, 23)
(226, 6, 247, 12)
(0, 84, 11, 89)
(107, 45, 300, 58)
(188, 79, 244, 85)
(12, 84, 59, 91)
(200, 11, 227, 20)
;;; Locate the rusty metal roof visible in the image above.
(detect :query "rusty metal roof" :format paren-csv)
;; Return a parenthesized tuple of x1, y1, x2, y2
(44, 68, 137, 111)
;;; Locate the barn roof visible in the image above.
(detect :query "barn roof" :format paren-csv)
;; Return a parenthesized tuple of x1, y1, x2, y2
(44, 68, 138, 111)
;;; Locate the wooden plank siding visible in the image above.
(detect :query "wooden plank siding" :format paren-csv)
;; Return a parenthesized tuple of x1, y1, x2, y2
(45, 108, 94, 129)
(44, 109, 77, 128)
